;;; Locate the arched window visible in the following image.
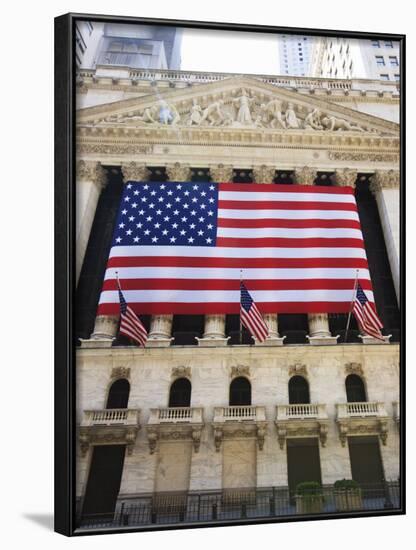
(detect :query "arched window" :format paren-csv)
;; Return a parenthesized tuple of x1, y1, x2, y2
(345, 374, 367, 402)
(288, 376, 310, 404)
(106, 378, 130, 409)
(229, 377, 251, 406)
(168, 378, 191, 407)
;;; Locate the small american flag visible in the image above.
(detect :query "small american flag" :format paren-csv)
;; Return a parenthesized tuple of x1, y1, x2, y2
(353, 282, 384, 341)
(240, 281, 269, 342)
(118, 280, 148, 346)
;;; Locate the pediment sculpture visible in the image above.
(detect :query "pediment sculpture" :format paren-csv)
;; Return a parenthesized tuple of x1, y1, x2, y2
(96, 87, 381, 134)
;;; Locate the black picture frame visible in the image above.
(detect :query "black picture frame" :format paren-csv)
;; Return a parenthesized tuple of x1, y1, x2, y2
(55, 12, 405, 537)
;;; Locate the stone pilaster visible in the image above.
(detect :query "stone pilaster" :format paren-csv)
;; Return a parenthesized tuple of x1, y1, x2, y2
(293, 167, 317, 186)
(147, 315, 174, 347)
(370, 170, 400, 302)
(307, 314, 338, 345)
(333, 168, 358, 188)
(197, 315, 229, 347)
(76, 160, 108, 284)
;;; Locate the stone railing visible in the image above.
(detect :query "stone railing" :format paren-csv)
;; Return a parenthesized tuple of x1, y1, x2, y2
(148, 407, 204, 424)
(276, 403, 328, 421)
(213, 405, 266, 423)
(78, 67, 399, 95)
(82, 408, 140, 426)
(337, 402, 387, 418)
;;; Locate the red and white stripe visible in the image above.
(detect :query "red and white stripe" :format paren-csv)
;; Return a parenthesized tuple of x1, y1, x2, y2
(353, 301, 384, 340)
(98, 183, 374, 316)
(241, 303, 269, 343)
(120, 306, 148, 346)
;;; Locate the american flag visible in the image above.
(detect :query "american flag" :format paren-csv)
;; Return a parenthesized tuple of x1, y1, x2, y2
(353, 282, 384, 341)
(97, 181, 374, 316)
(240, 281, 269, 342)
(117, 280, 148, 346)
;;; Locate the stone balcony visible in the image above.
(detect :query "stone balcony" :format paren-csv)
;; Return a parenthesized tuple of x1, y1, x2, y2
(212, 406, 267, 451)
(146, 407, 204, 454)
(78, 408, 141, 456)
(336, 402, 389, 446)
(275, 404, 329, 449)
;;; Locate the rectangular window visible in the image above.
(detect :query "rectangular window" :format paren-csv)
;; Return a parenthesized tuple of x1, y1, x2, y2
(389, 56, 399, 66)
(385, 40, 393, 47)
(380, 74, 389, 81)
(375, 56, 385, 66)
(394, 74, 400, 81)
(372, 40, 380, 47)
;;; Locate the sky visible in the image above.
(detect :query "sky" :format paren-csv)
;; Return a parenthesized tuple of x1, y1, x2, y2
(180, 28, 282, 75)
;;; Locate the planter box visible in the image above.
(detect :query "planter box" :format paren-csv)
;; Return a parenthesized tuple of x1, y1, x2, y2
(295, 495, 324, 514)
(334, 489, 362, 511)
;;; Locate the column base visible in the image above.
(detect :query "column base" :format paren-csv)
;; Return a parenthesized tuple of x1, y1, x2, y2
(196, 337, 230, 347)
(146, 337, 174, 348)
(255, 336, 286, 346)
(307, 335, 339, 346)
(359, 335, 391, 345)
(79, 338, 114, 349)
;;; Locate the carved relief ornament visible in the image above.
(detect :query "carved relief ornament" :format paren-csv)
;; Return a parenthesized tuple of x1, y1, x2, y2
(231, 365, 250, 379)
(370, 170, 400, 193)
(121, 162, 150, 183)
(345, 362, 364, 377)
(288, 363, 308, 378)
(111, 367, 131, 380)
(172, 366, 191, 379)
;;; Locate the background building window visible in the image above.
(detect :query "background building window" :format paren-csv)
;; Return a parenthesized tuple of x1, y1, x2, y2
(379, 74, 389, 80)
(389, 56, 399, 66)
(384, 40, 393, 48)
(372, 40, 380, 47)
(375, 56, 385, 66)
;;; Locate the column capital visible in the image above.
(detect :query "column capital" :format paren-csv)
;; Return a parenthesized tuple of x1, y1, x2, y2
(252, 165, 276, 184)
(121, 162, 150, 183)
(333, 168, 358, 188)
(76, 160, 108, 189)
(369, 170, 400, 194)
(293, 166, 317, 186)
(209, 164, 234, 183)
(166, 162, 192, 182)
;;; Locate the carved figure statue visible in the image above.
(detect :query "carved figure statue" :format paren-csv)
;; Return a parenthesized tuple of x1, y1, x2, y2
(285, 102, 301, 129)
(304, 108, 324, 130)
(261, 99, 286, 129)
(188, 99, 203, 126)
(199, 99, 225, 126)
(232, 88, 255, 124)
(154, 99, 180, 125)
(321, 115, 365, 132)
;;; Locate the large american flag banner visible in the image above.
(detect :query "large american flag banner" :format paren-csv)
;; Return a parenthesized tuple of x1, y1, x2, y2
(97, 181, 374, 316)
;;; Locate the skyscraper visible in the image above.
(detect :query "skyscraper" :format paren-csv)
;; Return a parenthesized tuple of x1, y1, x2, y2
(278, 35, 314, 76)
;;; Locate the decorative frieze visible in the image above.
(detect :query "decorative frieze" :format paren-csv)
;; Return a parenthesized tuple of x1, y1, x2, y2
(76, 143, 154, 155)
(328, 151, 399, 163)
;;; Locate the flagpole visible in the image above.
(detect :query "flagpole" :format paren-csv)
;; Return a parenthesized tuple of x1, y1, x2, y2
(344, 269, 359, 343)
(239, 269, 243, 345)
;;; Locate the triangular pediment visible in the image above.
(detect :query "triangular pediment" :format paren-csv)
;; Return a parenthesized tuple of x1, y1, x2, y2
(77, 76, 398, 136)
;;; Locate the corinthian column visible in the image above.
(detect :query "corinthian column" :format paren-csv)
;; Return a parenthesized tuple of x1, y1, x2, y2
(76, 160, 108, 284)
(84, 162, 150, 348)
(252, 165, 285, 346)
(294, 167, 338, 344)
(370, 170, 400, 302)
(197, 164, 235, 347)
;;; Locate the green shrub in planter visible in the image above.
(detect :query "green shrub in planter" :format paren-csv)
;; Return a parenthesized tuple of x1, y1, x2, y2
(334, 479, 362, 511)
(295, 482, 324, 514)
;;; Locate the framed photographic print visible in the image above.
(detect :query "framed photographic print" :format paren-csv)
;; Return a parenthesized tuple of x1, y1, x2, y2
(55, 12, 405, 536)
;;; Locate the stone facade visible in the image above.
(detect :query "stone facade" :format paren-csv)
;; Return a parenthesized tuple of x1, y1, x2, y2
(75, 67, 401, 520)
